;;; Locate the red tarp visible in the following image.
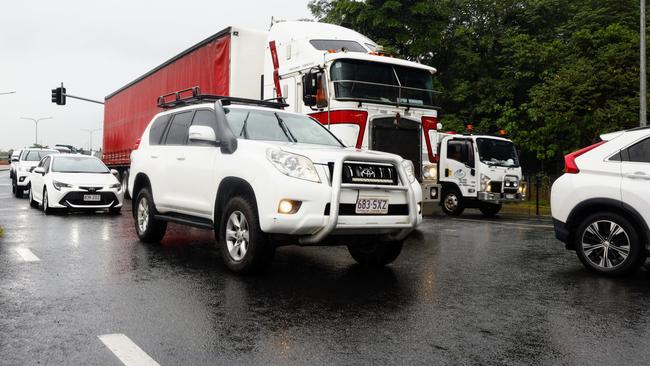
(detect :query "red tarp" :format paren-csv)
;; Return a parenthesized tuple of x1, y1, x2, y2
(103, 34, 231, 166)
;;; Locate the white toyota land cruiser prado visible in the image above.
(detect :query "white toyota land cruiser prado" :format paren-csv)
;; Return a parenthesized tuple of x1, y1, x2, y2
(129, 94, 422, 273)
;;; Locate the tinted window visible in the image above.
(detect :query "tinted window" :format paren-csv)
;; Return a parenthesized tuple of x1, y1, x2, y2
(23, 150, 57, 161)
(447, 140, 473, 166)
(149, 115, 171, 145)
(164, 111, 194, 145)
(309, 40, 367, 52)
(624, 137, 650, 163)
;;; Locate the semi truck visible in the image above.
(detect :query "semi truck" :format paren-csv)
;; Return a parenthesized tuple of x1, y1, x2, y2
(426, 130, 526, 216)
(103, 22, 441, 205)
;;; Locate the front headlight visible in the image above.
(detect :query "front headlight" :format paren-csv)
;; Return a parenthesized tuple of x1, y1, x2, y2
(480, 174, 491, 192)
(266, 149, 320, 183)
(422, 164, 437, 181)
(52, 181, 71, 190)
(518, 181, 527, 197)
(401, 160, 416, 183)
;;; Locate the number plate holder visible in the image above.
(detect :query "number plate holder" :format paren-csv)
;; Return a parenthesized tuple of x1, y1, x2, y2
(83, 194, 101, 202)
(355, 198, 389, 214)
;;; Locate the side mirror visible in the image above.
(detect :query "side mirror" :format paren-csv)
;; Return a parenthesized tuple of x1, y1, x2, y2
(11, 157, 18, 162)
(188, 125, 218, 144)
(110, 169, 119, 178)
(302, 73, 318, 107)
(28, 166, 36, 172)
(33, 167, 45, 175)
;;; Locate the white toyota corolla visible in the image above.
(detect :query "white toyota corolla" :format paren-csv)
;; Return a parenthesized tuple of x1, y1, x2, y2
(28, 154, 124, 214)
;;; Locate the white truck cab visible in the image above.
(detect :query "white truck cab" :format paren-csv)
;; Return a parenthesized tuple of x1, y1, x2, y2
(432, 132, 526, 216)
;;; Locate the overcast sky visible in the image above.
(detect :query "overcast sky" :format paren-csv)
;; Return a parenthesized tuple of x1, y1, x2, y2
(0, 0, 312, 151)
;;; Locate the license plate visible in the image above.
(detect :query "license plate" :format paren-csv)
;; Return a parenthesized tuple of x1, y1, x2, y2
(355, 198, 389, 214)
(505, 194, 515, 199)
(83, 194, 101, 202)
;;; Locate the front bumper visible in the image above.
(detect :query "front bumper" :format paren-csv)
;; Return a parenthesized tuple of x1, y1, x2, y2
(478, 191, 524, 203)
(49, 188, 124, 209)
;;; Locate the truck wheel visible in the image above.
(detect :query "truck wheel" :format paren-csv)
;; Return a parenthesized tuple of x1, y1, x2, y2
(28, 185, 39, 208)
(348, 240, 403, 267)
(134, 188, 167, 243)
(575, 212, 645, 276)
(479, 203, 502, 217)
(441, 188, 464, 216)
(121, 170, 130, 200)
(218, 196, 274, 274)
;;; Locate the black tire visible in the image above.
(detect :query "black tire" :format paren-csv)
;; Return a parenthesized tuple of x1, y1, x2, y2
(109, 207, 122, 215)
(134, 188, 167, 243)
(575, 212, 646, 276)
(121, 170, 130, 200)
(42, 188, 52, 215)
(479, 203, 502, 217)
(28, 185, 39, 208)
(13, 178, 22, 198)
(218, 196, 274, 274)
(441, 187, 464, 216)
(348, 240, 403, 267)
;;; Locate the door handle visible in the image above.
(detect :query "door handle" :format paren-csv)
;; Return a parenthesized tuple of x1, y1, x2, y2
(176, 156, 186, 161)
(626, 172, 650, 180)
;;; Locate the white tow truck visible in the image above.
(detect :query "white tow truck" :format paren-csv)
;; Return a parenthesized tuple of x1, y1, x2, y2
(424, 131, 526, 216)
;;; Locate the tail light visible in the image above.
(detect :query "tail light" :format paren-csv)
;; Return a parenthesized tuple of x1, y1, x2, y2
(133, 138, 141, 150)
(564, 141, 605, 174)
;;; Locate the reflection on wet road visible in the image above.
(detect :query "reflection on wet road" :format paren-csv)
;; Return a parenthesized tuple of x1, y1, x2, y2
(1, 170, 650, 365)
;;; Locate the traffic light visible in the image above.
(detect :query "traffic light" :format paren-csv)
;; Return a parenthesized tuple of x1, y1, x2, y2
(51, 86, 66, 105)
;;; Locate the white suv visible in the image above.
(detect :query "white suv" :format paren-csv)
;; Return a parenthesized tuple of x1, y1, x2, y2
(12, 148, 59, 198)
(129, 97, 422, 273)
(551, 127, 650, 275)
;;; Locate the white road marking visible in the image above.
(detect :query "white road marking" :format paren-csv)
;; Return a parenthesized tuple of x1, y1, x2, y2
(451, 218, 553, 229)
(15, 248, 40, 262)
(98, 334, 160, 366)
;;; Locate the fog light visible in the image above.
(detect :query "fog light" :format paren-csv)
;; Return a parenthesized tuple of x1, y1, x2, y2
(278, 199, 301, 214)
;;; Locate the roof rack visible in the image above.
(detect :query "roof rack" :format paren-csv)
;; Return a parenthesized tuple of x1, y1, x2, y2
(157, 86, 289, 110)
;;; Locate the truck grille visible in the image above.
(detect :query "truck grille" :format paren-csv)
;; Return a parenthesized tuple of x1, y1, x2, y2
(328, 162, 398, 185)
(489, 181, 502, 193)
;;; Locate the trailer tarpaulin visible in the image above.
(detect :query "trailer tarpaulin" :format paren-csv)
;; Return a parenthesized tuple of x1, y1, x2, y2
(103, 33, 231, 166)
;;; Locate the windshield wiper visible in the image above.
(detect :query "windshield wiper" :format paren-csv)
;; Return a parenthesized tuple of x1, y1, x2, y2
(239, 112, 251, 139)
(274, 113, 297, 143)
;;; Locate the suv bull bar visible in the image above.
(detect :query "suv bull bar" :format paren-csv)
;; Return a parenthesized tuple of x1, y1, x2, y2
(299, 154, 418, 244)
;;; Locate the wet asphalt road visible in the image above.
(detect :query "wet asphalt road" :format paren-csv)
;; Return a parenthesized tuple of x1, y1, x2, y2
(2, 169, 650, 365)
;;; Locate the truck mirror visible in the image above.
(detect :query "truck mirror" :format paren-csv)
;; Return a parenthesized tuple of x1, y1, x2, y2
(302, 73, 317, 106)
(315, 73, 328, 108)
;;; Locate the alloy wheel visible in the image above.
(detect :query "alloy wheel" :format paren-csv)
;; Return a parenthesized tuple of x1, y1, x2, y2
(225, 211, 249, 262)
(137, 197, 149, 233)
(581, 220, 630, 270)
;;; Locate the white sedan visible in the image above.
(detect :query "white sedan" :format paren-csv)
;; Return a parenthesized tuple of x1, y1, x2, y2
(28, 154, 124, 214)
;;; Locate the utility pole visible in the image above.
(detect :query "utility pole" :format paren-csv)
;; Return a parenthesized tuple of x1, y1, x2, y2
(81, 128, 102, 153)
(642, 0, 647, 126)
(20, 117, 53, 146)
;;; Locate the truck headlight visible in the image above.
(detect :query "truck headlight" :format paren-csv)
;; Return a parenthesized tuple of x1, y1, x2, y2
(480, 174, 491, 192)
(52, 181, 71, 190)
(401, 160, 416, 183)
(422, 164, 436, 181)
(266, 149, 320, 183)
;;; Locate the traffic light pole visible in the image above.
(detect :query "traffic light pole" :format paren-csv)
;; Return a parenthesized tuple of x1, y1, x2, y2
(64, 93, 104, 105)
(51, 82, 104, 105)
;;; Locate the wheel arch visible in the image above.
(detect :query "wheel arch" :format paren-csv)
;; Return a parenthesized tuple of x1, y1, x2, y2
(214, 177, 258, 232)
(566, 198, 650, 251)
(131, 173, 151, 213)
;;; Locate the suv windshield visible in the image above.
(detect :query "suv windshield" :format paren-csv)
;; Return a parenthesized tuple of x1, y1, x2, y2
(330, 59, 438, 108)
(476, 138, 520, 167)
(23, 150, 57, 161)
(225, 108, 344, 147)
(52, 157, 110, 173)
